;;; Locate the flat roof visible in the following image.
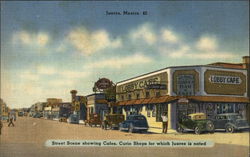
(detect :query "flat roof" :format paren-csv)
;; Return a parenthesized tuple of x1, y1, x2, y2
(86, 93, 105, 97)
(116, 64, 247, 84)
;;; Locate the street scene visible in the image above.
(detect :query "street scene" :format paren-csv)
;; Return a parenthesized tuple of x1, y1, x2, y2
(0, 117, 249, 157)
(1, 1, 249, 157)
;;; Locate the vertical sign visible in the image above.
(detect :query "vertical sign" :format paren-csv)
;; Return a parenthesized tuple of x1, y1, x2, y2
(177, 75, 195, 96)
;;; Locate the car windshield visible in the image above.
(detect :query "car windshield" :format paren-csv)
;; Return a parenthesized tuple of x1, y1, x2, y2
(228, 115, 242, 120)
(133, 116, 145, 120)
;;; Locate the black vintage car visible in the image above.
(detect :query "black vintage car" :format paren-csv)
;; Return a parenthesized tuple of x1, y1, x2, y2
(119, 115, 149, 133)
(177, 113, 215, 134)
(213, 113, 249, 133)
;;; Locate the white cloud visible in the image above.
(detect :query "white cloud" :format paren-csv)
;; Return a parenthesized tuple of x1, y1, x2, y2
(196, 35, 217, 51)
(37, 66, 56, 75)
(67, 27, 122, 56)
(186, 52, 236, 59)
(168, 45, 190, 58)
(48, 79, 75, 87)
(59, 70, 91, 79)
(161, 29, 179, 43)
(164, 46, 236, 59)
(20, 71, 39, 81)
(37, 32, 49, 47)
(12, 31, 50, 47)
(130, 23, 156, 45)
(160, 33, 237, 60)
(85, 53, 153, 69)
(14, 31, 32, 45)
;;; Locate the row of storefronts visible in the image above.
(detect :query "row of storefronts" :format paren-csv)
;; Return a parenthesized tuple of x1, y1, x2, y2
(113, 57, 250, 131)
(19, 56, 249, 133)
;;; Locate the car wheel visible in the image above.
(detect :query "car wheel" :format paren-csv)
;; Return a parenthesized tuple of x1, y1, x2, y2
(206, 121, 215, 133)
(141, 130, 148, 134)
(129, 124, 134, 133)
(194, 126, 201, 134)
(226, 125, 235, 133)
(177, 126, 184, 133)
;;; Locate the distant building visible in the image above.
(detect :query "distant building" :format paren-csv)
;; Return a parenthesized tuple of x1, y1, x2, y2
(86, 93, 109, 120)
(70, 90, 87, 122)
(46, 98, 63, 108)
(0, 98, 9, 117)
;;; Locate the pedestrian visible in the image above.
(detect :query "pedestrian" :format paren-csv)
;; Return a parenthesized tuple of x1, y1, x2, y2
(8, 115, 15, 127)
(102, 114, 108, 130)
(0, 118, 3, 135)
(161, 112, 168, 134)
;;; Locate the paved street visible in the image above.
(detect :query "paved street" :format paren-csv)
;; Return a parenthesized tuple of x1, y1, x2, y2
(0, 117, 249, 157)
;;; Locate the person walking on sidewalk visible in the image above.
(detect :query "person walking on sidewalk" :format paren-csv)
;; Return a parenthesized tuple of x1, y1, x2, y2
(8, 115, 15, 127)
(161, 112, 168, 134)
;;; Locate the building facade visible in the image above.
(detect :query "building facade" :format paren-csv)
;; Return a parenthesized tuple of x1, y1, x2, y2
(0, 98, 9, 118)
(86, 93, 109, 120)
(115, 58, 249, 132)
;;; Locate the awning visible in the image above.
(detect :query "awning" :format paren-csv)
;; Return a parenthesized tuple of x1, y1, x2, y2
(115, 95, 250, 106)
(96, 99, 108, 104)
(116, 96, 177, 106)
(134, 99, 145, 105)
(141, 98, 153, 104)
(125, 99, 136, 105)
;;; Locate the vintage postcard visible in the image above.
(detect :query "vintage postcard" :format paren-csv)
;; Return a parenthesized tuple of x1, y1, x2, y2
(0, 1, 249, 157)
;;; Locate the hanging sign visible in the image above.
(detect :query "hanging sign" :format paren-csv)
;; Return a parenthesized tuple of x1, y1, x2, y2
(95, 78, 113, 90)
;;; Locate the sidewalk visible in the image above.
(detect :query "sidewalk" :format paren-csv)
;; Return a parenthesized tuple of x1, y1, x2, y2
(148, 127, 177, 134)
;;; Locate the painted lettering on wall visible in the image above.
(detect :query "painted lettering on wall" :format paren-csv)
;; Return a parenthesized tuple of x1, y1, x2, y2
(209, 75, 242, 85)
(121, 77, 160, 92)
(177, 75, 195, 96)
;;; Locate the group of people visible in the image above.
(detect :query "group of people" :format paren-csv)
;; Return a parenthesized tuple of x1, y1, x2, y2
(0, 115, 15, 135)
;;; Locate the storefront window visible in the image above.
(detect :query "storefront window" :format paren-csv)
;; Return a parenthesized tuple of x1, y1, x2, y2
(156, 104, 168, 122)
(217, 103, 235, 114)
(156, 92, 160, 97)
(146, 91, 150, 98)
(152, 106, 156, 117)
(136, 93, 140, 99)
(147, 110, 151, 117)
(128, 94, 131, 100)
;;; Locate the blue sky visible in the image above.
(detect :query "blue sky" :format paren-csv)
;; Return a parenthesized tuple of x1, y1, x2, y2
(1, 1, 249, 108)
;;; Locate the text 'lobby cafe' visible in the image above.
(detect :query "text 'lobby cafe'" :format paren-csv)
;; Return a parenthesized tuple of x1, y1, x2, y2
(114, 57, 249, 132)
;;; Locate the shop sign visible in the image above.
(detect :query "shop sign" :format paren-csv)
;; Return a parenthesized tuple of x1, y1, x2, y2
(209, 75, 242, 85)
(121, 77, 160, 92)
(177, 75, 194, 96)
(95, 78, 112, 90)
(146, 84, 167, 90)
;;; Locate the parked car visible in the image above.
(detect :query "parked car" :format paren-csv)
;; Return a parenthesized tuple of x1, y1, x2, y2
(18, 112, 24, 117)
(33, 113, 43, 118)
(1, 115, 9, 121)
(59, 117, 67, 122)
(177, 113, 214, 134)
(67, 114, 79, 124)
(119, 115, 149, 133)
(85, 114, 102, 127)
(212, 113, 249, 133)
(101, 114, 125, 130)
